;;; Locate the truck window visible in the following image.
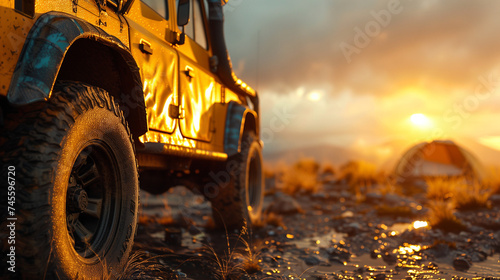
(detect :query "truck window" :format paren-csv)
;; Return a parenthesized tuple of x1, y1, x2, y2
(177, 0, 208, 50)
(142, 0, 168, 19)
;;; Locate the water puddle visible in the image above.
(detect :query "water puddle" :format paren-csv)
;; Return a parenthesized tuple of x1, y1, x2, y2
(287, 221, 500, 279)
(292, 229, 347, 250)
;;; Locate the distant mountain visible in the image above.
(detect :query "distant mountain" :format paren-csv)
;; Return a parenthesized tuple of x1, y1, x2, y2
(263, 138, 500, 170)
(263, 144, 361, 166)
(455, 138, 500, 167)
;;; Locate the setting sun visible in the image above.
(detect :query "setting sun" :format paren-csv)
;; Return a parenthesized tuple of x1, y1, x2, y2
(307, 91, 322, 102)
(410, 113, 432, 128)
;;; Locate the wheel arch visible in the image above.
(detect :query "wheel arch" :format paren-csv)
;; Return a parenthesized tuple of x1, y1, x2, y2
(224, 101, 259, 156)
(6, 12, 147, 136)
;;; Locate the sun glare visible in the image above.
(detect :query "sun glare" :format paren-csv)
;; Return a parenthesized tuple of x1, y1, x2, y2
(410, 113, 432, 128)
(307, 91, 322, 102)
(479, 136, 500, 151)
(413, 220, 429, 229)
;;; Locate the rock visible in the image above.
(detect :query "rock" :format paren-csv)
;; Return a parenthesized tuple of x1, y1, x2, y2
(340, 190, 351, 199)
(381, 251, 397, 264)
(426, 262, 438, 270)
(312, 192, 328, 201)
(365, 192, 383, 204)
(176, 270, 187, 278)
(453, 254, 472, 271)
(341, 211, 354, 218)
(429, 243, 451, 258)
(164, 227, 182, 246)
(267, 193, 303, 215)
(374, 274, 386, 280)
(327, 246, 351, 261)
(489, 194, 500, 203)
(328, 256, 344, 264)
(342, 222, 364, 236)
(304, 256, 321, 266)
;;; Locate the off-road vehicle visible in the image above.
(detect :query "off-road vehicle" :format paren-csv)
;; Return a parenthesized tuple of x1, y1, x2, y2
(0, 0, 263, 278)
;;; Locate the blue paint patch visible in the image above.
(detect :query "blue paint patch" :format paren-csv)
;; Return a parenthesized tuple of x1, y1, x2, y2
(7, 12, 130, 105)
(33, 54, 51, 69)
(224, 102, 247, 156)
(71, 18, 84, 34)
(46, 32, 70, 51)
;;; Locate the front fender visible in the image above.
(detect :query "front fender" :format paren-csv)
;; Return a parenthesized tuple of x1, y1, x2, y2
(224, 101, 258, 156)
(7, 12, 142, 106)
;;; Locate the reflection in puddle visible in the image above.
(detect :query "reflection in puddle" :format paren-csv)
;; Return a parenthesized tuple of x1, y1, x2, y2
(292, 229, 347, 250)
(288, 222, 500, 279)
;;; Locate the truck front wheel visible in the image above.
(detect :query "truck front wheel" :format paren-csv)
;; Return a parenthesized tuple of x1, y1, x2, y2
(0, 81, 138, 279)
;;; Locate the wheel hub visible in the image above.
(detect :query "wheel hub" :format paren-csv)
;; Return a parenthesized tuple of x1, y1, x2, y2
(67, 187, 89, 213)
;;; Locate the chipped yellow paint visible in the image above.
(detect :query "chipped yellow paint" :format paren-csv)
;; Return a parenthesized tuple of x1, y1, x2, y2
(1, 0, 253, 156)
(0, 0, 128, 96)
(0, 5, 34, 96)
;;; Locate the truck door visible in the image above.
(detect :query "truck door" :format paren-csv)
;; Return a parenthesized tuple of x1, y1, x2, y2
(176, 0, 216, 142)
(126, 0, 178, 134)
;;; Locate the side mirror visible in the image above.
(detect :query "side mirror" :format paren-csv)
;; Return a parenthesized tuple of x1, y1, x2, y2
(177, 0, 190, 27)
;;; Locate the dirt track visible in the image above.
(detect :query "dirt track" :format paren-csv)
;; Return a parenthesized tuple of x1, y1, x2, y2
(130, 181, 500, 280)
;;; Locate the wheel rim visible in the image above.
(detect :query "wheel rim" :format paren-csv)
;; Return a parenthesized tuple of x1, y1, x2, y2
(246, 151, 263, 218)
(66, 140, 121, 260)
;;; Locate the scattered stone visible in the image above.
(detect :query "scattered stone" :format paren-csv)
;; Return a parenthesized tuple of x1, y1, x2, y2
(428, 243, 451, 258)
(489, 194, 500, 203)
(267, 192, 303, 214)
(425, 262, 438, 270)
(341, 210, 354, 218)
(381, 251, 397, 264)
(164, 227, 182, 246)
(326, 246, 350, 261)
(365, 192, 383, 204)
(304, 256, 321, 266)
(453, 254, 472, 271)
(341, 222, 369, 236)
(383, 193, 411, 206)
(312, 192, 328, 201)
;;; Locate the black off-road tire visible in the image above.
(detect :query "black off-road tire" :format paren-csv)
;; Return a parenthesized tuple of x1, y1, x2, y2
(0, 81, 139, 279)
(209, 132, 264, 230)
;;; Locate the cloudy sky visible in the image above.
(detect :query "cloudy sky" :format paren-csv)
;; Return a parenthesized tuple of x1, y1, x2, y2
(223, 0, 500, 161)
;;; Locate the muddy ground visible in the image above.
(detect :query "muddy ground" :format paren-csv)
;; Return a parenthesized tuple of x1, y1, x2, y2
(129, 179, 500, 280)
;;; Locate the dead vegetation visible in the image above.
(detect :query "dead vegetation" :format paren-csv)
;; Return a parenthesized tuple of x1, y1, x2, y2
(271, 158, 321, 195)
(427, 201, 468, 233)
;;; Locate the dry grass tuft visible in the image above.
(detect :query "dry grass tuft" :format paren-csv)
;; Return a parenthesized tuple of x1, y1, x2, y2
(201, 224, 265, 279)
(483, 166, 500, 194)
(453, 182, 491, 211)
(338, 160, 381, 199)
(117, 251, 172, 280)
(275, 158, 321, 195)
(241, 258, 261, 275)
(426, 177, 457, 201)
(252, 212, 285, 229)
(425, 177, 491, 211)
(427, 201, 467, 233)
(375, 205, 416, 218)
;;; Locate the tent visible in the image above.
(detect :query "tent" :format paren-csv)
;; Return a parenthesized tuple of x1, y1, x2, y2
(393, 140, 485, 186)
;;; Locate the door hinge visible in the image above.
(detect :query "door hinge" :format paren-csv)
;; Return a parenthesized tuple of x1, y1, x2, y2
(169, 104, 184, 119)
(72, 0, 78, 13)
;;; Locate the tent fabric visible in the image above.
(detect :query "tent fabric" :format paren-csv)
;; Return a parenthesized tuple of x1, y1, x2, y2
(394, 140, 484, 183)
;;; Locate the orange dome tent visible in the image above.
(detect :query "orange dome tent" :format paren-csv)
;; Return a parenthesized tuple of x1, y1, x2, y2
(394, 140, 485, 186)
